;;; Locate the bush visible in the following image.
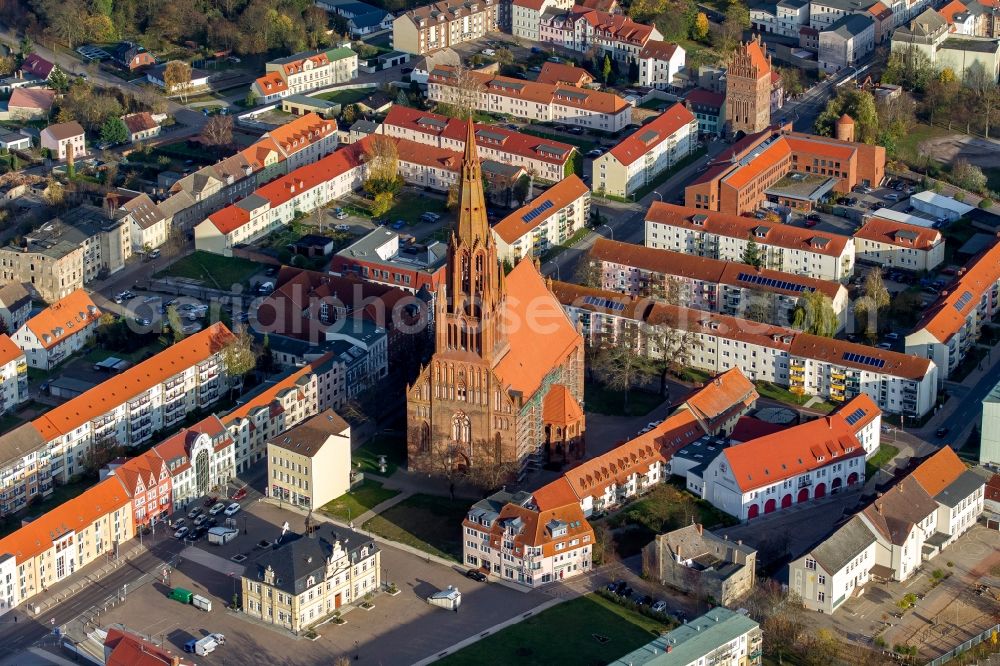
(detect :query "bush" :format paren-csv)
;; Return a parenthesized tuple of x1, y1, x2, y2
(931, 569, 945, 580)
(980, 198, 993, 209)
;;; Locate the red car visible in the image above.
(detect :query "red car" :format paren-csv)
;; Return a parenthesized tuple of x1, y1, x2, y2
(804, 219, 818, 227)
(233, 487, 248, 501)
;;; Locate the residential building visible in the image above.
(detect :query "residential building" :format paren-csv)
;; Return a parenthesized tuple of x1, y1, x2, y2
(252, 47, 359, 103)
(637, 40, 686, 89)
(111, 42, 155, 70)
(493, 174, 590, 263)
(0, 131, 31, 151)
(104, 627, 193, 666)
(513, 0, 574, 40)
(725, 37, 772, 136)
(20, 54, 55, 80)
(0, 335, 27, 416)
(316, 0, 393, 36)
(7, 87, 55, 120)
(427, 65, 632, 131)
(852, 216, 945, 271)
(752, 0, 811, 38)
(267, 409, 351, 511)
(119, 193, 169, 253)
(330, 227, 448, 294)
(684, 128, 886, 216)
(609, 607, 762, 666)
(0, 282, 31, 334)
(40, 121, 86, 160)
(0, 238, 83, 309)
(406, 122, 586, 475)
(587, 237, 851, 331)
(12, 289, 101, 370)
(409, 48, 462, 84)
(981, 376, 1000, 465)
(462, 481, 594, 587)
(555, 281, 939, 416)
(393, 0, 499, 54)
(381, 105, 577, 183)
(819, 14, 876, 72)
(144, 64, 211, 92)
(685, 88, 726, 136)
(788, 514, 878, 613)
(121, 112, 161, 143)
(910, 446, 985, 549)
(104, 449, 172, 529)
(906, 240, 1000, 380)
(593, 103, 698, 198)
(645, 203, 856, 281)
(0, 476, 133, 614)
(642, 523, 757, 605)
(242, 524, 380, 634)
(535, 61, 595, 86)
(151, 415, 236, 511)
(892, 8, 1000, 80)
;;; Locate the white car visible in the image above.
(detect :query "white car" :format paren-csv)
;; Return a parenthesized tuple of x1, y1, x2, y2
(334, 224, 350, 232)
(174, 526, 189, 539)
(209, 501, 227, 515)
(188, 507, 204, 519)
(651, 600, 667, 613)
(224, 502, 241, 517)
(482, 48, 496, 56)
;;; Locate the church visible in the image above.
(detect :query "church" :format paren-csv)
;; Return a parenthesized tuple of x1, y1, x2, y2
(406, 121, 586, 476)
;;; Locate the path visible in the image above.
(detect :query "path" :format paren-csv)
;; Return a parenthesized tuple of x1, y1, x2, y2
(353, 489, 414, 524)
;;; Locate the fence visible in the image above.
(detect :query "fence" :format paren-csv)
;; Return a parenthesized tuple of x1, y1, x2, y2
(925, 624, 999, 666)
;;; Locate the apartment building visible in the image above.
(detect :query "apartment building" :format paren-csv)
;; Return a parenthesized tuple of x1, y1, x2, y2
(0, 336, 27, 417)
(0, 282, 31, 334)
(535, 61, 595, 86)
(463, 480, 595, 587)
(554, 281, 939, 416)
(790, 447, 984, 612)
(119, 193, 169, 254)
(588, 238, 850, 331)
(393, 0, 499, 54)
(427, 65, 632, 131)
(104, 449, 172, 529)
(852, 216, 945, 271)
(267, 410, 351, 511)
(0, 324, 234, 516)
(752, 0, 811, 38)
(242, 524, 379, 634)
(12, 289, 101, 370)
(381, 105, 577, 182)
(513, 0, 574, 40)
(686, 88, 726, 136)
(891, 8, 1000, 80)
(906, 240, 1000, 380)
(819, 14, 876, 72)
(152, 415, 236, 511)
(330, 227, 448, 295)
(593, 103, 698, 198)
(0, 239, 82, 304)
(637, 40, 686, 89)
(610, 607, 762, 666)
(493, 174, 590, 263)
(252, 47, 358, 103)
(645, 203, 856, 281)
(40, 121, 86, 160)
(0, 476, 133, 615)
(685, 129, 886, 216)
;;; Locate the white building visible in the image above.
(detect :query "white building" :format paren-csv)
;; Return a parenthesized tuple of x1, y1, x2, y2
(593, 103, 698, 198)
(789, 515, 878, 613)
(39, 121, 86, 161)
(637, 40, 686, 90)
(982, 377, 1000, 466)
(120, 193, 169, 253)
(252, 47, 358, 103)
(819, 14, 876, 73)
(852, 216, 945, 271)
(910, 190, 974, 221)
(0, 335, 27, 417)
(512, 0, 572, 40)
(610, 607, 762, 666)
(645, 203, 856, 281)
(12, 289, 101, 370)
(152, 415, 236, 511)
(752, 0, 811, 38)
(493, 175, 590, 263)
(267, 409, 351, 511)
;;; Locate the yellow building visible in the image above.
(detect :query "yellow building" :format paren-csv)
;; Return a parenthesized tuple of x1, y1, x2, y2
(241, 524, 380, 634)
(267, 409, 351, 511)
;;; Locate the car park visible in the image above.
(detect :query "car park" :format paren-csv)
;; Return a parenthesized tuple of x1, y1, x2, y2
(465, 569, 488, 582)
(193, 514, 208, 527)
(210, 501, 227, 515)
(188, 507, 204, 519)
(224, 502, 241, 516)
(174, 526, 189, 539)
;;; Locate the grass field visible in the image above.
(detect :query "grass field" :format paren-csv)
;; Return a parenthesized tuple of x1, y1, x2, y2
(314, 88, 371, 105)
(894, 123, 953, 167)
(866, 443, 900, 478)
(755, 381, 835, 413)
(363, 493, 468, 561)
(437, 594, 667, 666)
(584, 380, 665, 417)
(383, 192, 448, 226)
(354, 432, 407, 477)
(156, 251, 263, 289)
(84, 338, 168, 365)
(319, 480, 399, 521)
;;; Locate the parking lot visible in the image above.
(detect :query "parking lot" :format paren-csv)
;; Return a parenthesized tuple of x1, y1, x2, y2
(99, 491, 550, 664)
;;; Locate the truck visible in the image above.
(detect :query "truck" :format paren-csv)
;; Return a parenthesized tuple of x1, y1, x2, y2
(170, 587, 193, 604)
(427, 586, 461, 611)
(207, 526, 239, 545)
(191, 594, 212, 612)
(184, 635, 218, 656)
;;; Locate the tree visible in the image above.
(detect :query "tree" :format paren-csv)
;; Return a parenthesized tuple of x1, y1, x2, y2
(341, 103, 359, 124)
(719, 0, 750, 52)
(166, 305, 186, 343)
(362, 135, 403, 198)
(595, 329, 656, 409)
(202, 115, 234, 147)
(222, 326, 257, 390)
(245, 89, 259, 108)
(19, 36, 33, 57)
(646, 324, 702, 395)
(574, 257, 603, 288)
(100, 117, 128, 146)
(777, 66, 803, 97)
(495, 48, 514, 66)
(742, 234, 764, 269)
(43, 179, 64, 207)
(602, 53, 612, 83)
(370, 191, 394, 217)
(48, 66, 69, 93)
(445, 64, 485, 120)
(815, 89, 878, 144)
(950, 159, 987, 193)
(692, 12, 710, 41)
(853, 270, 890, 342)
(743, 293, 772, 324)
(163, 61, 193, 100)
(792, 291, 838, 337)
(0, 56, 15, 77)
(881, 45, 935, 93)
(396, 89, 409, 107)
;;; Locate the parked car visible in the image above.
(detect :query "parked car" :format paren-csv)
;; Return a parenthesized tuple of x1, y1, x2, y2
(567, 126, 585, 135)
(334, 224, 350, 232)
(651, 600, 668, 613)
(334, 208, 348, 219)
(188, 507, 204, 519)
(481, 48, 496, 56)
(174, 526, 189, 539)
(209, 501, 227, 515)
(804, 218, 817, 227)
(936, 427, 949, 438)
(391, 220, 407, 230)
(193, 515, 207, 527)
(233, 487, 248, 501)
(224, 502, 241, 516)
(466, 569, 488, 582)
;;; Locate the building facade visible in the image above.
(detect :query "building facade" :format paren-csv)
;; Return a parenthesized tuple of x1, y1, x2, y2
(267, 410, 351, 511)
(493, 174, 590, 263)
(393, 0, 499, 54)
(724, 38, 772, 136)
(0, 336, 27, 417)
(12, 289, 101, 370)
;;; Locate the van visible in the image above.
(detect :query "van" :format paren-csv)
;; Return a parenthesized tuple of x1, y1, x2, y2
(184, 636, 218, 656)
(191, 594, 212, 612)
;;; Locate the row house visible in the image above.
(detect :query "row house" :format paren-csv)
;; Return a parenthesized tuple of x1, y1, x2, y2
(699, 395, 877, 520)
(789, 446, 985, 613)
(645, 202, 857, 282)
(151, 415, 236, 511)
(906, 240, 1000, 381)
(393, 0, 498, 54)
(427, 65, 632, 131)
(537, 6, 666, 66)
(853, 216, 945, 272)
(105, 450, 172, 529)
(751, 0, 811, 38)
(12, 289, 101, 370)
(587, 237, 850, 331)
(493, 174, 590, 263)
(0, 324, 234, 516)
(119, 193, 169, 255)
(0, 335, 27, 417)
(380, 105, 577, 182)
(553, 281, 939, 416)
(513, 0, 574, 40)
(252, 47, 358, 103)
(593, 103, 698, 198)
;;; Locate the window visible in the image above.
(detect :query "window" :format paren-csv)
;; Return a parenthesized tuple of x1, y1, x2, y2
(805, 558, 816, 570)
(818, 575, 826, 585)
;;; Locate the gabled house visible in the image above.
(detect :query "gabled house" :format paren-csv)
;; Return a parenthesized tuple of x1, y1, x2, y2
(111, 42, 155, 70)
(7, 87, 55, 120)
(121, 112, 161, 143)
(0, 282, 32, 334)
(151, 415, 236, 511)
(40, 121, 86, 160)
(12, 289, 101, 370)
(105, 449, 173, 528)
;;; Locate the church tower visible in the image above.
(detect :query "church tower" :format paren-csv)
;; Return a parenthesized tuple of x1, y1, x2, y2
(724, 36, 772, 137)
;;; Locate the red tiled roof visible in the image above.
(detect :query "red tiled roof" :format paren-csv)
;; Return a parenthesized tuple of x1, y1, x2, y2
(911, 446, 966, 497)
(207, 205, 251, 235)
(531, 476, 580, 510)
(787, 334, 932, 379)
(536, 61, 594, 86)
(868, 2, 893, 20)
(542, 383, 583, 427)
(685, 88, 725, 109)
(21, 54, 55, 78)
(914, 240, 1000, 342)
(608, 103, 696, 167)
(254, 71, 288, 94)
(265, 112, 336, 157)
(938, 0, 967, 23)
(494, 175, 588, 243)
(22, 289, 100, 350)
(683, 367, 757, 431)
(9, 87, 55, 111)
(514, 0, 546, 9)
(0, 334, 23, 367)
(638, 40, 680, 61)
(122, 112, 159, 134)
(105, 627, 192, 666)
(223, 365, 315, 424)
(854, 217, 941, 250)
(723, 138, 791, 189)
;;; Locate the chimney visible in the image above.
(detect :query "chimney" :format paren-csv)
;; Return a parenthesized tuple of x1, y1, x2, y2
(696, 523, 703, 535)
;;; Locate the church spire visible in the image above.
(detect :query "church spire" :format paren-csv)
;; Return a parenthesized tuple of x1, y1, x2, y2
(455, 119, 490, 247)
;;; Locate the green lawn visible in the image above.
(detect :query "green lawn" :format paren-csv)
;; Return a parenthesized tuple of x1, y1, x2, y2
(319, 480, 399, 521)
(383, 192, 448, 226)
(542, 226, 591, 261)
(155, 251, 263, 289)
(354, 432, 407, 477)
(894, 123, 953, 167)
(438, 594, 666, 666)
(584, 380, 666, 417)
(313, 88, 371, 105)
(83, 338, 168, 365)
(866, 443, 900, 478)
(675, 367, 713, 385)
(754, 381, 835, 414)
(362, 493, 469, 561)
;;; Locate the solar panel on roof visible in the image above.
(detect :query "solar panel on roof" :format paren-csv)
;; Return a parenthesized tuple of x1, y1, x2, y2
(521, 199, 554, 223)
(582, 295, 625, 311)
(736, 272, 811, 293)
(841, 352, 886, 369)
(844, 408, 866, 426)
(954, 290, 974, 311)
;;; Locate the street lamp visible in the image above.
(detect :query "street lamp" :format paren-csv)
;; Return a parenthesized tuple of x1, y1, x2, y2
(652, 191, 663, 202)
(597, 224, 614, 241)
(543, 261, 561, 281)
